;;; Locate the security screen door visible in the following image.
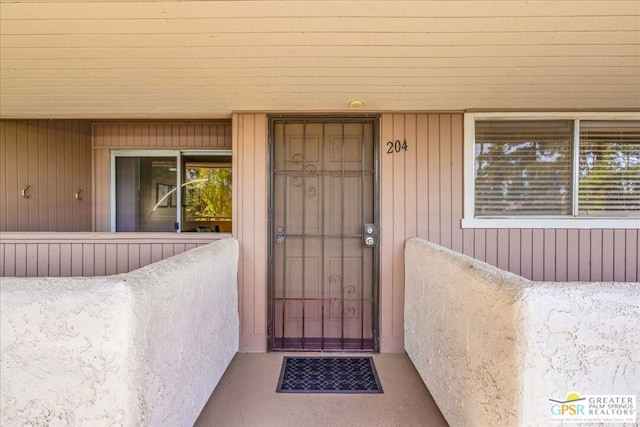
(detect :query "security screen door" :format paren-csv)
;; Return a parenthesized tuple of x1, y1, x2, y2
(269, 117, 379, 351)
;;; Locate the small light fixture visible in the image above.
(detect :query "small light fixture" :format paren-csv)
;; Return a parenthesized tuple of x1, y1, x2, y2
(348, 100, 363, 109)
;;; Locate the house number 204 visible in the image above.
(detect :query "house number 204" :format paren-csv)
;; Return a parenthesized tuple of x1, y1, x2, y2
(386, 139, 408, 154)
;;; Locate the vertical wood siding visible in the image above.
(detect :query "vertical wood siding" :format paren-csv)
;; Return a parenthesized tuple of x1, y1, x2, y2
(380, 113, 639, 351)
(380, 113, 639, 282)
(0, 233, 223, 277)
(0, 120, 92, 232)
(92, 121, 232, 148)
(92, 121, 232, 231)
(233, 113, 269, 352)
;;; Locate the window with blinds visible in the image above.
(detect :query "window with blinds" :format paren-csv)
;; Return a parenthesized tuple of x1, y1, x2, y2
(579, 121, 640, 216)
(474, 120, 573, 216)
(464, 114, 639, 228)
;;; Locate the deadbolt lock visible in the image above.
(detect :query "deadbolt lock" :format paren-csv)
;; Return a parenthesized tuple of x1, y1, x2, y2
(362, 223, 378, 247)
(275, 226, 286, 244)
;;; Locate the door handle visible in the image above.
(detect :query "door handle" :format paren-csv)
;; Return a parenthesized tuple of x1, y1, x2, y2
(275, 226, 285, 244)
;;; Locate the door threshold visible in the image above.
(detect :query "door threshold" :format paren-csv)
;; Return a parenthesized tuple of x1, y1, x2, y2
(271, 337, 376, 352)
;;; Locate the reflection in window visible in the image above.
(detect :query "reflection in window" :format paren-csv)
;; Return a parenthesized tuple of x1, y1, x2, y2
(113, 152, 232, 232)
(115, 157, 177, 232)
(183, 162, 232, 229)
(579, 121, 640, 216)
(471, 118, 639, 220)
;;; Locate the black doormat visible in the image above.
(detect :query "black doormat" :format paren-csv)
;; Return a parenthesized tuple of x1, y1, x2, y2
(276, 356, 383, 394)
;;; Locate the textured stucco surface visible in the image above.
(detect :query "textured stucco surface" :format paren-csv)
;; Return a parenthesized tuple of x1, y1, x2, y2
(518, 281, 639, 426)
(1, 238, 239, 427)
(404, 237, 639, 427)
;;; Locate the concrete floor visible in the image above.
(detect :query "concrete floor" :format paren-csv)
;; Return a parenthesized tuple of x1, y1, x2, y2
(194, 352, 448, 427)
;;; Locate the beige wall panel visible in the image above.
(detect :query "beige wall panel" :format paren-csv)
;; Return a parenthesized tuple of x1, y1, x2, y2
(4, 1, 638, 20)
(16, 122, 29, 231)
(26, 122, 39, 228)
(0, 233, 224, 277)
(7, 1, 640, 20)
(627, 230, 639, 280)
(2, 2, 638, 116)
(36, 121, 48, 229)
(0, 121, 13, 230)
(4, 14, 638, 35)
(4, 31, 639, 51)
(233, 113, 269, 352)
(0, 120, 91, 232)
(5, 44, 640, 66)
(4, 65, 639, 82)
(5, 55, 638, 72)
(93, 148, 110, 232)
(379, 113, 640, 351)
(92, 121, 231, 148)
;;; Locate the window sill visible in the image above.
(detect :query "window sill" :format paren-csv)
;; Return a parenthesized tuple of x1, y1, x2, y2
(0, 232, 233, 244)
(461, 217, 640, 229)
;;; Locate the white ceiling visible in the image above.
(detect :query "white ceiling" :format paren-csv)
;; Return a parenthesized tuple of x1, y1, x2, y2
(1, 0, 639, 118)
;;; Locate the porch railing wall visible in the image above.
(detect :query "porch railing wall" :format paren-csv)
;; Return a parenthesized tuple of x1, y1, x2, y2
(404, 237, 639, 427)
(0, 232, 229, 277)
(1, 238, 240, 427)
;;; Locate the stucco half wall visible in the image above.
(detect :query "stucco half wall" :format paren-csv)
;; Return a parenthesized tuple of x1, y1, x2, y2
(0, 238, 239, 427)
(404, 237, 639, 427)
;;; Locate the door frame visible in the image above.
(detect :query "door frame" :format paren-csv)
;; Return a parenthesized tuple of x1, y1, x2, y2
(266, 115, 381, 352)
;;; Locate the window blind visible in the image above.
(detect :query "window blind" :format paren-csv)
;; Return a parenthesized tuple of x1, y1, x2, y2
(578, 120, 640, 216)
(474, 120, 573, 216)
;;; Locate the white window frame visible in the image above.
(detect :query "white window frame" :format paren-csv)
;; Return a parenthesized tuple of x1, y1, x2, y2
(110, 149, 231, 232)
(462, 112, 640, 229)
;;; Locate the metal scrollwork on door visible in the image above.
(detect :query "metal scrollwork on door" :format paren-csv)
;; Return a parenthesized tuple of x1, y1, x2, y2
(344, 284, 356, 296)
(343, 284, 358, 317)
(291, 165, 318, 198)
(344, 305, 357, 318)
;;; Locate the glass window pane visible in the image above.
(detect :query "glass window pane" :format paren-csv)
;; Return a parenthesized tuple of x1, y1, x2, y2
(115, 157, 177, 232)
(579, 121, 640, 216)
(181, 155, 232, 232)
(475, 120, 573, 216)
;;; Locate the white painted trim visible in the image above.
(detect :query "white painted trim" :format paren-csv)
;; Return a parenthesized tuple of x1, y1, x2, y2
(463, 112, 640, 229)
(182, 149, 232, 156)
(463, 113, 477, 224)
(571, 119, 580, 216)
(110, 152, 116, 232)
(462, 217, 640, 229)
(176, 152, 182, 232)
(111, 150, 180, 158)
(466, 112, 640, 121)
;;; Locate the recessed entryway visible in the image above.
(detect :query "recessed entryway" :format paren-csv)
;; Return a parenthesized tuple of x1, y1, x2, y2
(194, 353, 448, 426)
